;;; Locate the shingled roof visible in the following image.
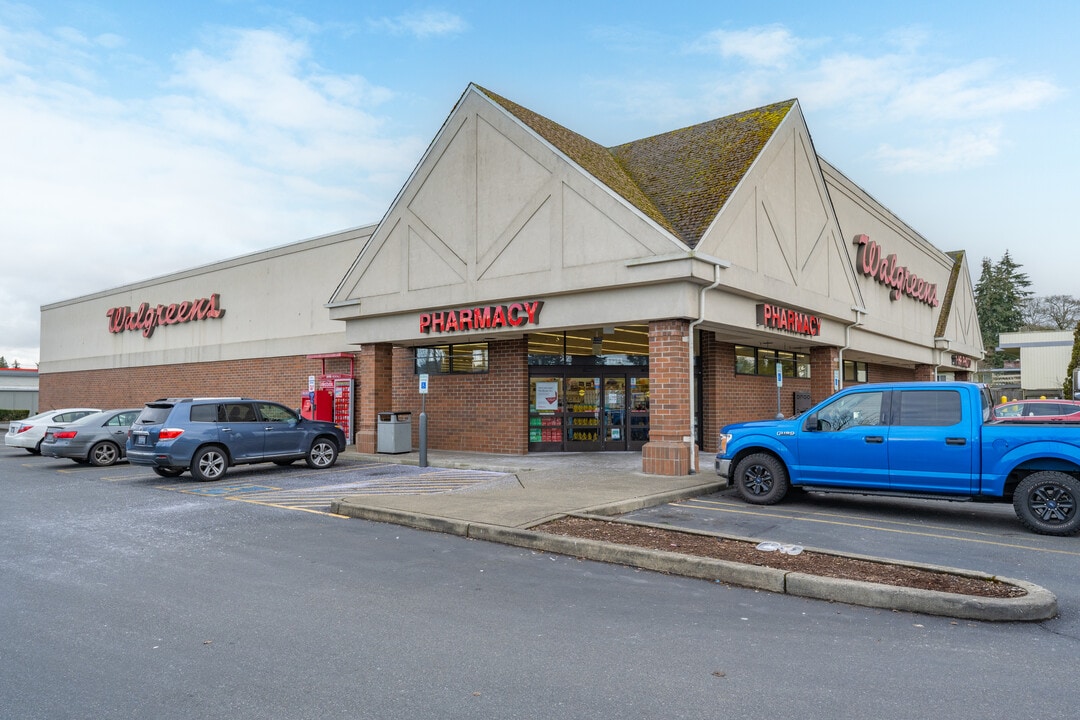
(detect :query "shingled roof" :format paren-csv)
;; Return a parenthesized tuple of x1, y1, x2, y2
(476, 85, 794, 249)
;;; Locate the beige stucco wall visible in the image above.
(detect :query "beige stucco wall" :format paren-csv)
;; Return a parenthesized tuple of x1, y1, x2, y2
(1000, 330, 1073, 393)
(40, 226, 373, 373)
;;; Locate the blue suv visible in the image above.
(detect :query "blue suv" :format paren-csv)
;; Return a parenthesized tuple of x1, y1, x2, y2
(127, 398, 347, 481)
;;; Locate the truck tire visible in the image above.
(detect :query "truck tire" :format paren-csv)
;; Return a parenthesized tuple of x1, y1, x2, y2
(1013, 472, 1080, 536)
(733, 453, 790, 505)
(190, 446, 229, 482)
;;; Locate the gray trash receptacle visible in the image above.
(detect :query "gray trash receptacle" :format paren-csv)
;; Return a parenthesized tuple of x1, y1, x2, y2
(377, 411, 412, 454)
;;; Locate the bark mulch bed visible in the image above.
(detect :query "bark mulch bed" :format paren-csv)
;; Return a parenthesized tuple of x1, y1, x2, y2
(537, 516, 1026, 599)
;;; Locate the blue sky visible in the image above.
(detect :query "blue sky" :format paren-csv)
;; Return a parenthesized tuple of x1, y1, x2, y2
(1, 0, 1076, 367)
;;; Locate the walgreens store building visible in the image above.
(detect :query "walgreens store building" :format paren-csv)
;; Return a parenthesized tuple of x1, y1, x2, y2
(39, 85, 984, 476)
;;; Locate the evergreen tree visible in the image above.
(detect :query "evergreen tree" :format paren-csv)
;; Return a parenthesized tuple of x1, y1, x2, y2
(974, 251, 1033, 367)
(0, 356, 7, 368)
(1065, 320, 1080, 399)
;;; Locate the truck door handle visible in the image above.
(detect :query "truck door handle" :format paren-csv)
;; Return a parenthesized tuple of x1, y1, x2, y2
(864, 436, 884, 444)
(945, 437, 967, 446)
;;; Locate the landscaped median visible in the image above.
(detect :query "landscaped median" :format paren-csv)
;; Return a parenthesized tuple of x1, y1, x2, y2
(328, 501, 1058, 622)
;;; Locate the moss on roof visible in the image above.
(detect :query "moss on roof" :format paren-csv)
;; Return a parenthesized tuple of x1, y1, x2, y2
(935, 250, 965, 339)
(476, 85, 793, 248)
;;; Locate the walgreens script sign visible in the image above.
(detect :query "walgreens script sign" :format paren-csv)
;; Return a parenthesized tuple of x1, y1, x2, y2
(854, 234, 939, 307)
(106, 294, 225, 338)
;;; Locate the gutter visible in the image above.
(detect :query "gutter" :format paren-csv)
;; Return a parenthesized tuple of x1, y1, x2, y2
(838, 306, 866, 391)
(687, 260, 728, 473)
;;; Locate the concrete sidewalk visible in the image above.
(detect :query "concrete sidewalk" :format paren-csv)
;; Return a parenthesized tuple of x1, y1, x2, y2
(333, 449, 722, 528)
(329, 448, 1057, 622)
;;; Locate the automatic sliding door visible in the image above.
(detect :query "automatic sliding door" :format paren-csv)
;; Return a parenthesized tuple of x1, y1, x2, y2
(565, 377, 600, 449)
(628, 376, 649, 450)
(602, 375, 626, 450)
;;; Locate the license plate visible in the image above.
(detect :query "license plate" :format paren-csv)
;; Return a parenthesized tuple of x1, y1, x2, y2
(135, 435, 147, 446)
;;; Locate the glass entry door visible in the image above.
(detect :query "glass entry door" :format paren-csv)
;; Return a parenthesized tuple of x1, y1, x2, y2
(565, 376, 601, 449)
(602, 376, 626, 450)
(528, 369, 649, 452)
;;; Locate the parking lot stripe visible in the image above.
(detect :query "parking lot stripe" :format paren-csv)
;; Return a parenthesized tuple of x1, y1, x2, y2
(670, 498, 1080, 557)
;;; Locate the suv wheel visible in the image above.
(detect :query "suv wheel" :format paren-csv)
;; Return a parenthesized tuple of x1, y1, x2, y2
(191, 446, 229, 482)
(305, 438, 339, 469)
(153, 467, 184, 478)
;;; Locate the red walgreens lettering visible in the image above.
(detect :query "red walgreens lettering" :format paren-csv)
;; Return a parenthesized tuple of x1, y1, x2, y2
(106, 294, 226, 338)
(854, 235, 939, 307)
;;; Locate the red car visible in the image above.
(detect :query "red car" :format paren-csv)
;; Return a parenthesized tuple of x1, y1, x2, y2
(993, 399, 1080, 421)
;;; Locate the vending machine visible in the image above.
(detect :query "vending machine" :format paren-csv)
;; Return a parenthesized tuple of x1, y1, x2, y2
(301, 390, 333, 421)
(332, 376, 353, 445)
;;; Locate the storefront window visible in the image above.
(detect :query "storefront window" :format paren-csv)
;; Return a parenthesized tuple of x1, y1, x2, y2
(735, 346, 756, 374)
(843, 359, 868, 383)
(528, 326, 649, 366)
(415, 343, 488, 374)
(735, 345, 810, 378)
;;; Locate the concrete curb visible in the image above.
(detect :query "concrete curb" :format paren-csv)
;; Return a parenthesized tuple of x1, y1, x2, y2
(578, 481, 729, 516)
(329, 501, 1058, 622)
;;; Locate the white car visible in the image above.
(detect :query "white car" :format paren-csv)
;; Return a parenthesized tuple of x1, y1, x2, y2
(5, 408, 102, 455)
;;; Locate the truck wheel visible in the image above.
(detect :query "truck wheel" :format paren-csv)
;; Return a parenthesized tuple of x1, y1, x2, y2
(1013, 472, 1080, 536)
(305, 438, 339, 469)
(733, 453, 789, 505)
(190, 446, 228, 482)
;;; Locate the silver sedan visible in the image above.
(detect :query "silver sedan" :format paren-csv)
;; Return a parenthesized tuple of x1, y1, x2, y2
(41, 409, 142, 466)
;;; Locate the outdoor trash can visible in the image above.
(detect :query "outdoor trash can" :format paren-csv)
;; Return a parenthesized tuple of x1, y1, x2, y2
(377, 411, 412, 453)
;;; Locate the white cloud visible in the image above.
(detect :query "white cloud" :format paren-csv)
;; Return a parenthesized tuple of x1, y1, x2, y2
(887, 61, 1061, 120)
(686, 25, 799, 68)
(0, 21, 424, 366)
(367, 10, 467, 39)
(874, 126, 1003, 172)
(674, 23, 1062, 177)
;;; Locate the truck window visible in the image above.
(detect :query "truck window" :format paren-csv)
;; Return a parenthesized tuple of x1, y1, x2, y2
(896, 390, 961, 426)
(814, 391, 884, 431)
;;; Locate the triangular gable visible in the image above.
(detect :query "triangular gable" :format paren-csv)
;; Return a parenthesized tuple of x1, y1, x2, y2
(936, 251, 985, 358)
(694, 104, 864, 315)
(330, 84, 686, 315)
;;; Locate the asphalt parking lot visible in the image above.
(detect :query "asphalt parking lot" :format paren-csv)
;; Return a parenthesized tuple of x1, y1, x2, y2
(4, 441, 1079, 629)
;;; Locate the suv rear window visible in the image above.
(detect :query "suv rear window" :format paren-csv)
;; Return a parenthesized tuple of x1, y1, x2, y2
(134, 404, 174, 425)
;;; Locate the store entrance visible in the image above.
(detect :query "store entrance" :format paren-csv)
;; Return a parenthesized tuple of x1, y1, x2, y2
(529, 370, 649, 452)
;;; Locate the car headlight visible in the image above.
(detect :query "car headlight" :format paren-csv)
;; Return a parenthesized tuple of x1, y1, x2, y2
(718, 433, 732, 455)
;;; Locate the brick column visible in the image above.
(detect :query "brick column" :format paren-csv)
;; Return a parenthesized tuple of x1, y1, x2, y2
(810, 347, 839, 403)
(699, 332, 732, 454)
(642, 319, 692, 476)
(914, 363, 937, 381)
(356, 343, 394, 453)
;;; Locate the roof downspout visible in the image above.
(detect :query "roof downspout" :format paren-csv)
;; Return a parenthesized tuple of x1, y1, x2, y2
(838, 307, 866, 392)
(688, 261, 727, 474)
(934, 337, 950, 382)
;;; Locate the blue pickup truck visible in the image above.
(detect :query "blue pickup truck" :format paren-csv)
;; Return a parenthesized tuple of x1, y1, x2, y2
(715, 381, 1080, 536)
